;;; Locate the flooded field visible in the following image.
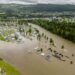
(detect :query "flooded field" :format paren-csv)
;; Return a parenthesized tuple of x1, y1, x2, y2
(0, 23, 75, 75)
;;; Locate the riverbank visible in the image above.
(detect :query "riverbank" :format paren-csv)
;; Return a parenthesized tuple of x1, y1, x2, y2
(28, 20, 75, 43)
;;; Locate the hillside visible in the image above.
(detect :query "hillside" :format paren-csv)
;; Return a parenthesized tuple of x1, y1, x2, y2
(0, 4, 75, 18)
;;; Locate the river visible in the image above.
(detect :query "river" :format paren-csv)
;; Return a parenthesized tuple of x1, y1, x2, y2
(0, 23, 75, 75)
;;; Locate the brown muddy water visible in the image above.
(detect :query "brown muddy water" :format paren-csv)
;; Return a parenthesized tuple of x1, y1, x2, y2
(0, 23, 75, 75)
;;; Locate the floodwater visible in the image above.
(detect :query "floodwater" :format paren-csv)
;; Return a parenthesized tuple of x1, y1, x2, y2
(0, 23, 75, 75)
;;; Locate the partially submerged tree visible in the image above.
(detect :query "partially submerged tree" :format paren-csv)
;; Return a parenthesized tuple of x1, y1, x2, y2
(61, 45, 64, 49)
(37, 34, 41, 40)
(27, 26, 32, 36)
(49, 38, 54, 45)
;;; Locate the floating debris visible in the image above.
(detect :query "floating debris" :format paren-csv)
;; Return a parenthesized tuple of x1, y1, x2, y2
(34, 47, 39, 50)
(40, 53, 45, 56)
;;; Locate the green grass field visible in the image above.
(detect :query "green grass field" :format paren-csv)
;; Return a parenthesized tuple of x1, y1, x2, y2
(0, 60, 21, 75)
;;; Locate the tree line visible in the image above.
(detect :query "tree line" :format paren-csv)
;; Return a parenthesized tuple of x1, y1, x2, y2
(28, 19, 75, 43)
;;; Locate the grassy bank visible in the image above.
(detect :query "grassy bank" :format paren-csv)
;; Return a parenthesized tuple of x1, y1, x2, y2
(0, 59, 21, 75)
